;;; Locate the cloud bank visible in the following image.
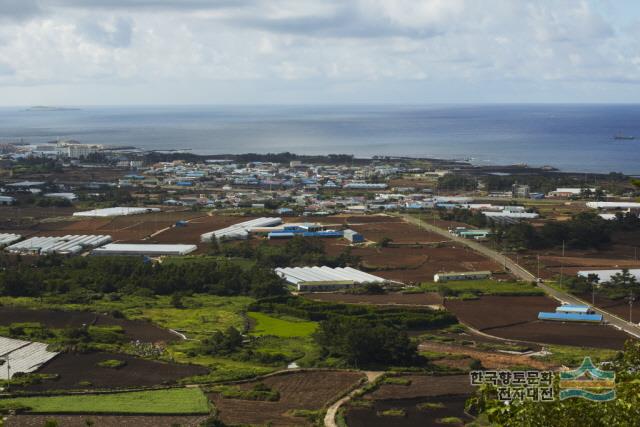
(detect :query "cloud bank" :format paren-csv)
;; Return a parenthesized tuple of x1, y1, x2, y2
(0, 0, 638, 104)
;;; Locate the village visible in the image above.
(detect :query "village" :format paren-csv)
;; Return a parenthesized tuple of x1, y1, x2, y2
(0, 141, 639, 426)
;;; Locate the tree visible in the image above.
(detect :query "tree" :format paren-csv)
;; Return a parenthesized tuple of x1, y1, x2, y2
(170, 293, 185, 309)
(379, 237, 393, 248)
(314, 317, 418, 366)
(608, 269, 638, 290)
(204, 326, 243, 355)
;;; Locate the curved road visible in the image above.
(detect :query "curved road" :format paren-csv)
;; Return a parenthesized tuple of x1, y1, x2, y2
(401, 214, 640, 339)
(324, 371, 384, 427)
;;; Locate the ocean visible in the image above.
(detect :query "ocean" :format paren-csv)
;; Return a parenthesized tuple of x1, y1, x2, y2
(0, 104, 639, 174)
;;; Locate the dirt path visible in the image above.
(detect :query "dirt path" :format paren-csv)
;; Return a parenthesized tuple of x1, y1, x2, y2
(324, 371, 384, 427)
(418, 341, 556, 370)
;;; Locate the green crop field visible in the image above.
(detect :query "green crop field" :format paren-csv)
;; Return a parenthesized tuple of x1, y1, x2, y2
(248, 312, 318, 338)
(0, 388, 210, 414)
(421, 279, 544, 297)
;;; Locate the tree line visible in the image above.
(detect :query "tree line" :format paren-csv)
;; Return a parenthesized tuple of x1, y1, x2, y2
(0, 255, 286, 299)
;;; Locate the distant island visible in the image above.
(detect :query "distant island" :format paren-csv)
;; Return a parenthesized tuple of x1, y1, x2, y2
(26, 106, 82, 112)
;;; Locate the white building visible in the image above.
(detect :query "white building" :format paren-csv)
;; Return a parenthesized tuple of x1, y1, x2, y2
(56, 141, 102, 159)
(434, 271, 492, 283)
(275, 266, 390, 291)
(92, 243, 197, 256)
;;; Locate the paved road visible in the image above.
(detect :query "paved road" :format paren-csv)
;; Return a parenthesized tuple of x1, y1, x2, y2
(402, 214, 640, 339)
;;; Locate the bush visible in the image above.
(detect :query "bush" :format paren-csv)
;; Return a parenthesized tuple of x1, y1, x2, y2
(417, 402, 445, 411)
(97, 359, 127, 369)
(377, 409, 406, 417)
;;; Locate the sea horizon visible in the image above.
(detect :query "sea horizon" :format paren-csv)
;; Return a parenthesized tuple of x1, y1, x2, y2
(1, 103, 639, 175)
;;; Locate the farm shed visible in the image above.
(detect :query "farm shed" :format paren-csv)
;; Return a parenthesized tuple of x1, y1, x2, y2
(538, 304, 602, 323)
(0, 233, 21, 247)
(275, 266, 389, 291)
(556, 305, 592, 314)
(483, 212, 539, 220)
(343, 229, 364, 243)
(92, 243, 197, 256)
(6, 235, 111, 255)
(433, 271, 492, 283)
(538, 312, 603, 322)
(586, 201, 640, 210)
(0, 336, 59, 379)
(0, 196, 16, 205)
(73, 207, 161, 217)
(201, 217, 282, 242)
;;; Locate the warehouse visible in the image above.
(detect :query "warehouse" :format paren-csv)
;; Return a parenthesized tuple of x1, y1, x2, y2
(44, 192, 78, 201)
(73, 207, 161, 217)
(268, 230, 343, 239)
(6, 235, 111, 255)
(483, 211, 539, 220)
(343, 229, 364, 243)
(538, 305, 602, 323)
(450, 228, 492, 239)
(0, 336, 59, 379)
(577, 269, 640, 283)
(251, 223, 324, 234)
(201, 217, 282, 242)
(0, 195, 16, 205)
(275, 266, 389, 291)
(586, 201, 640, 210)
(0, 233, 21, 247)
(92, 243, 197, 256)
(267, 224, 343, 239)
(434, 271, 492, 283)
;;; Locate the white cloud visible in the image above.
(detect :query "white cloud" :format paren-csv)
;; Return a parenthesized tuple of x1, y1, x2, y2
(0, 0, 638, 104)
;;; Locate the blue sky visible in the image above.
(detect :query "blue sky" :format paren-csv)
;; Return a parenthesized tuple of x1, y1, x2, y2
(0, 0, 639, 105)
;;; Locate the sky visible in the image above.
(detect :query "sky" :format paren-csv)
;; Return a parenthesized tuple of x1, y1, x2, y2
(0, 0, 640, 105)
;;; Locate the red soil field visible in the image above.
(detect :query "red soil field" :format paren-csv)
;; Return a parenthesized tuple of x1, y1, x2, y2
(576, 293, 640, 324)
(6, 415, 209, 427)
(24, 352, 208, 391)
(149, 215, 251, 245)
(347, 375, 474, 427)
(304, 292, 443, 306)
(346, 395, 472, 427)
(483, 321, 630, 349)
(210, 370, 364, 427)
(418, 342, 554, 370)
(446, 296, 632, 349)
(0, 307, 178, 343)
(366, 375, 473, 400)
(349, 221, 444, 244)
(359, 245, 502, 284)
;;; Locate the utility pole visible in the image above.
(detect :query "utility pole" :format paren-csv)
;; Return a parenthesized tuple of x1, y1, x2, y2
(629, 290, 635, 324)
(537, 254, 540, 280)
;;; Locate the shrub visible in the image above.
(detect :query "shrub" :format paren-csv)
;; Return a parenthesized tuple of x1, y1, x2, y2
(97, 359, 127, 369)
(377, 409, 406, 417)
(417, 402, 446, 411)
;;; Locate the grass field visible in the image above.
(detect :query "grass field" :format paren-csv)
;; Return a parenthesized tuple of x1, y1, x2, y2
(0, 295, 325, 383)
(248, 312, 318, 338)
(0, 388, 210, 414)
(421, 279, 544, 297)
(0, 294, 253, 340)
(534, 345, 620, 366)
